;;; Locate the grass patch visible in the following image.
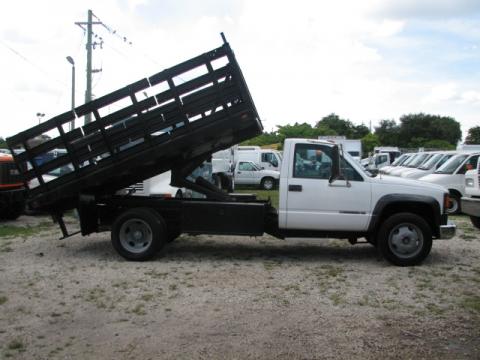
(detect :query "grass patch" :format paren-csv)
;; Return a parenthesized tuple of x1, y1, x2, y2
(0, 223, 51, 239)
(6, 339, 25, 351)
(460, 296, 480, 313)
(236, 188, 279, 209)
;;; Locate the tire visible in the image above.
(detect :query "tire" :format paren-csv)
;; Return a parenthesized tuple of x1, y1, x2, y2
(167, 228, 181, 243)
(377, 212, 432, 266)
(260, 177, 275, 190)
(446, 193, 461, 215)
(470, 216, 480, 230)
(111, 208, 166, 261)
(1, 201, 24, 220)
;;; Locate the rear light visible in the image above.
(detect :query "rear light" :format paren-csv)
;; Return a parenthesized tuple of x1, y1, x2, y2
(444, 193, 451, 213)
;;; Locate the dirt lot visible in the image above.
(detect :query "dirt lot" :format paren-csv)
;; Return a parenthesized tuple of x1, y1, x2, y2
(0, 214, 479, 359)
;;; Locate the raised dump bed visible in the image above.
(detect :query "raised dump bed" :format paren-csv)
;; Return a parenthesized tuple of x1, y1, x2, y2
(7, 35, 262, 212)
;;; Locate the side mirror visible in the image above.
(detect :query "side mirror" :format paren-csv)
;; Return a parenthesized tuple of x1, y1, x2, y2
(329, 145, 351, 187)
(329, 145, 341, 183)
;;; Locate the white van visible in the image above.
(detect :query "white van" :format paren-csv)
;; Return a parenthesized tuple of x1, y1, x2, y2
(419, 152, 480, 214)
(237, 146, 282, 171)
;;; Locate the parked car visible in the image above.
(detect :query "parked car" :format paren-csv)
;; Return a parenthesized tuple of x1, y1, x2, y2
(235, 161, 280, 190)
(419, 152, 480, 214)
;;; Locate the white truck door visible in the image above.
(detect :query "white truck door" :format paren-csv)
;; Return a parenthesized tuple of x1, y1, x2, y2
(260, 151, 279, 171)
(285, 143, 371, 231)
(235, 161, 256, 184)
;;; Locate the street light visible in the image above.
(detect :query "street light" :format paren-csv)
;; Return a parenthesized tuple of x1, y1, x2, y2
(66, 56, 75, 131)
(36, 112, 45, 124)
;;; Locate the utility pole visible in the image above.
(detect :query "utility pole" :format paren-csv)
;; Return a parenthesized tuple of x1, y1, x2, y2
(75, 9, 103, 124)
(85, 9, 93, 124)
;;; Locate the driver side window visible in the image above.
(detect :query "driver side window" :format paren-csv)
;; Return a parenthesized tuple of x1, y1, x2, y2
(293, 143, 363, 181)
(293, 144, 332, 179)
(239, 162, 255, 171)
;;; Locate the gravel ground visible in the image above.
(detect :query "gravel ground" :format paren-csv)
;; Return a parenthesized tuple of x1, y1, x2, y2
(0, 214, 479, 359)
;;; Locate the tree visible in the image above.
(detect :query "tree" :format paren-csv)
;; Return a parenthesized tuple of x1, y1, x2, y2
(398, 113, 461, 147)
(352, 124, 370, 139)
(361, 133, 380, 154)
(0, 137, 6, 149)
(241, 131, 280, 146)
(423, 139, 455, 150)
(315, 113, 354, 138)
(374, 119, 400, 146)
(466, 126, 480, 144)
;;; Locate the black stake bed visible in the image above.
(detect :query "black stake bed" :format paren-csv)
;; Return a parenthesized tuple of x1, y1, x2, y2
(7, 35, 262, 212)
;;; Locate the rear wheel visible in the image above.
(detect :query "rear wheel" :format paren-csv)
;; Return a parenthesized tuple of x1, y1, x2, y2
(470, 216, 480, 230)
(377, 212, 432, 266)
(111, 208, 166, 261)
(260, 177, 275, 190)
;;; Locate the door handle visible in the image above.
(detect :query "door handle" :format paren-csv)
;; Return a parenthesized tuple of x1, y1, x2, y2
(288, 184, 302, 192)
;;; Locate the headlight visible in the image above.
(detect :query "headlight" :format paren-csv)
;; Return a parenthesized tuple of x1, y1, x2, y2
(466, 178, 474, 187)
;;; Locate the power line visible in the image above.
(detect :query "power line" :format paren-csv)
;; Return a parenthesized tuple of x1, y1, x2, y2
(0, 39, 67, 86)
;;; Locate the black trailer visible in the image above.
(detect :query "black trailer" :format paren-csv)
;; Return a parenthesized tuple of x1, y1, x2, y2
(8, 34, 274, 260)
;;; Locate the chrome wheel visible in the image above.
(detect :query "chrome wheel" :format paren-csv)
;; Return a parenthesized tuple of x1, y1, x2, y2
(388, 223, 424, 259)
(446, 197, 459, 214)
(262, 178, 274, 190)
(119, 218, 153, 254)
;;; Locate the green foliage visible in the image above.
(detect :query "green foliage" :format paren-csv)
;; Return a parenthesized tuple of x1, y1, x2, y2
(398, 113, 461, 147)
(423, 139, 455, 150)
(0, 137, 7, 149)
(352, 124, 370, 139)
(277, 122, 336, 144)
(374, 119, 400, 146)
(466, 126, 480, 144)
(241, 131, 280, 146)
(361, 133, 380, 154)
(374, 114, 461, 148)
(316, 113, 353, 138)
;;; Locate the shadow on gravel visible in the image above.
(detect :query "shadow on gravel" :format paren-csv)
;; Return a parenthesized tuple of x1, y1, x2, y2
(67, 235, 450, 266)
(167, 240, 380, 264)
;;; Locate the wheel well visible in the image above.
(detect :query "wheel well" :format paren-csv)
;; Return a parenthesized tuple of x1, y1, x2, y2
(376, 202, 436, 235)
(448, 189, 462, 198)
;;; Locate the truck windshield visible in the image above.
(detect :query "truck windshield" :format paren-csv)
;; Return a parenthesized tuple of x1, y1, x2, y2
(406, 153, 431, 168)
(435, 154, 468, 174)
(401, 154, 420, 167)
(391, 154, 408, 166)
(419, 153, 450, 170)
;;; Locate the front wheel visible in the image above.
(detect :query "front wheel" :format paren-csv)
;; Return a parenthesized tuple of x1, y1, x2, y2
(111, 208, 166, 261)
(377, 213, 432, 266)
(446, 193, 461, 214)
(260, 177, 275, 190)
(470, 216, 480, 230)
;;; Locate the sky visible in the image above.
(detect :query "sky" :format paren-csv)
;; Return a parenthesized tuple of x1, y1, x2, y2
(1, 0, 479, 140)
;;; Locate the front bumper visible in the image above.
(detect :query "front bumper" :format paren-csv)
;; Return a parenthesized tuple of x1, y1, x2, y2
(461, 196, 480, 217)
(439, 221, 456, 239)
